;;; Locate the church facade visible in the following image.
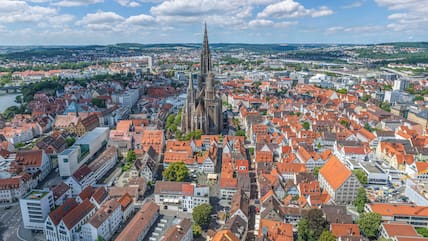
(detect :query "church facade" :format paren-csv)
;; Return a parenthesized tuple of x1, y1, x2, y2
(181, 24, 223, 135)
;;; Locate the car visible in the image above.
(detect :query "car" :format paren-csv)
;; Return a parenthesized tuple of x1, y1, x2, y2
(4, 206, 11, 210)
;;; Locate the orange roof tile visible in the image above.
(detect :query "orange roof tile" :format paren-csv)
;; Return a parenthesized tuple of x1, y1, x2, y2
(331, 224, 360, 238)
(211, 230, 240, 241)
(319, 156, 351, 190)
(368, 203, 428, 217)
(382, 223, 419, 238)
(259, 219, 293, 241)
(118, 192, 133, 211)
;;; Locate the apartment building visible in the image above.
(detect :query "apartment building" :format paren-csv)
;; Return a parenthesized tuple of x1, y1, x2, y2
(154, 181, 209, 213)
(81, 199, 123, 241)
(115, 201, 159, 241)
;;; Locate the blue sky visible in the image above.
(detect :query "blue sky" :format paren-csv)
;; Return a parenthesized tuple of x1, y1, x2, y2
(0, 0, 427, 45)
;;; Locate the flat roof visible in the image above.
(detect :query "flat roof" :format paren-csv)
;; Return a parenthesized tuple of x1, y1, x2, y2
(23, 189, 50, 200)
(76, 127, 109, 144)
(361, 163, 385, 174)
(60, 145, 80, 156)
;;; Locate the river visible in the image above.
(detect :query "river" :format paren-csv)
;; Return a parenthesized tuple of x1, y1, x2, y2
(0, 93, 21, 113)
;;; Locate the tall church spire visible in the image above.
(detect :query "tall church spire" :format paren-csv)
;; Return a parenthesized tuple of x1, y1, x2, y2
(201, 22, 211, 77)
(188, 73, 193, 90)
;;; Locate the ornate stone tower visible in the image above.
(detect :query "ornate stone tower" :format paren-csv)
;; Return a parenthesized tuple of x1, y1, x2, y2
(181, 23, 222, 135)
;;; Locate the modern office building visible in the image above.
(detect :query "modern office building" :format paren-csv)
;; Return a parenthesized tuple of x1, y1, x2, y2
(58, 127, 109, 177)
(20, 189, 55, 230)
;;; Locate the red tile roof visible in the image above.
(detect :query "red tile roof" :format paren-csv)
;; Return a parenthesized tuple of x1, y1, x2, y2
(118, 192, 133, 211)
(79, 185, 94, 201)
(331, 224, 360, 238)
(382, 223, 419, 238)
(115, 202, 159, 241)
(62, 199, 95, 229)
(259, 219, 293, 241)
(48, 198, 78, 225)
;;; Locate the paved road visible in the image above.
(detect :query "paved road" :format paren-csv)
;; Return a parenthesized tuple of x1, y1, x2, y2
(0, 205, 26, 241)
(0, 168, 64, 241)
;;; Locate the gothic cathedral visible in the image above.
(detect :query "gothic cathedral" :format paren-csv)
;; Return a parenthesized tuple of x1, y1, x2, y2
(181, 24, 223, 135)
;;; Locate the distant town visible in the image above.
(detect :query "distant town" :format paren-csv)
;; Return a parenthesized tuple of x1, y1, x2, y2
(0, 27, 427, 241)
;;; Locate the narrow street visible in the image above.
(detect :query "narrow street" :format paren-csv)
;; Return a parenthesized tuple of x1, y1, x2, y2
(247, 151, 258, 241)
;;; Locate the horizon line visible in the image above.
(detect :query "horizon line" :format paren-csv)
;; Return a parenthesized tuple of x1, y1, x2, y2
(0, 41, 426, 48)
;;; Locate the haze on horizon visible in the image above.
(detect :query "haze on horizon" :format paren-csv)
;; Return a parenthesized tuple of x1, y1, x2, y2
(0, 0, 427, 45)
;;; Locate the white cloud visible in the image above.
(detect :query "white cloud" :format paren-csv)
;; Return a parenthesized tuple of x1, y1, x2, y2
(375, 0, 428, 12)
(77, 11, 125, 31)
(0, 0, 73, 25)
(53, 0, 103, 7)
(151, 0, 240, 17)
(375, 0, 428, 31)
(274, 21, 296, 28)
(149, 0, 257, 28)
(126, 14, 155, 25)
(248, 19, 296, 28)
(78, 11, 124, 25)
(257, 0, 333, 19)
(116, 0, 140, 7)
(326, 25, 383, 34)
(310, 6, 334, 17)
(23, 0, 50, 2)
(342, 1, 364, 9)
(248, 19, 274, 28)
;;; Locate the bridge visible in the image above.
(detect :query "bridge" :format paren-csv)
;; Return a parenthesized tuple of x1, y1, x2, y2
(0, 86, 21, 94)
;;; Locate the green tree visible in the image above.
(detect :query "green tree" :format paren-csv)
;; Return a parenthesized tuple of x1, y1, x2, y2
(15, 95, 22, 104)
(166, 114, 175, 129)
(174, 110, 182, 126)
(192, 223, 202, 237)
(318, 230, 336, 241)
(313, 167, 321, 178)
(414, 95, 424, 101)
(355, 187, 368, 213)
(379, 101, 391, 112)
(235, 130, 246, 137)
(126, 150, 137, 163)
(183, 130, 203, 141)
(358, 212, 382, 240)
(91, 98, 106, 108)
(248, 147, 255, 156)
(336, 88, 348, 94)
(66, 137, 76, 147)
(298, 209, 328, 241)
(303, 122, 310, 130)
(96, 236, 105, 241)
(14, 142, 25, 149)
(361, 94, 371, 102)
(353, 169, 368, 185)
(377, 238, 392, 241)
(383, 84, 392, 91)
(364, 123, 374, 132)
(298, 218, 314, 241)
(340, 120, 350, 128)
(192, 203, 213, 229)
(416, 227, 428, 237)
(162, 162, 189, 182)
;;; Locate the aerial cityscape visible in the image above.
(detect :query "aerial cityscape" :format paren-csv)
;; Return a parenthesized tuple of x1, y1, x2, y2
(0, 1, 428, 241)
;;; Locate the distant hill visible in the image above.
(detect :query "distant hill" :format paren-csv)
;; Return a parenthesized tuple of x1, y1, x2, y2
(375, 42, 428, 48)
